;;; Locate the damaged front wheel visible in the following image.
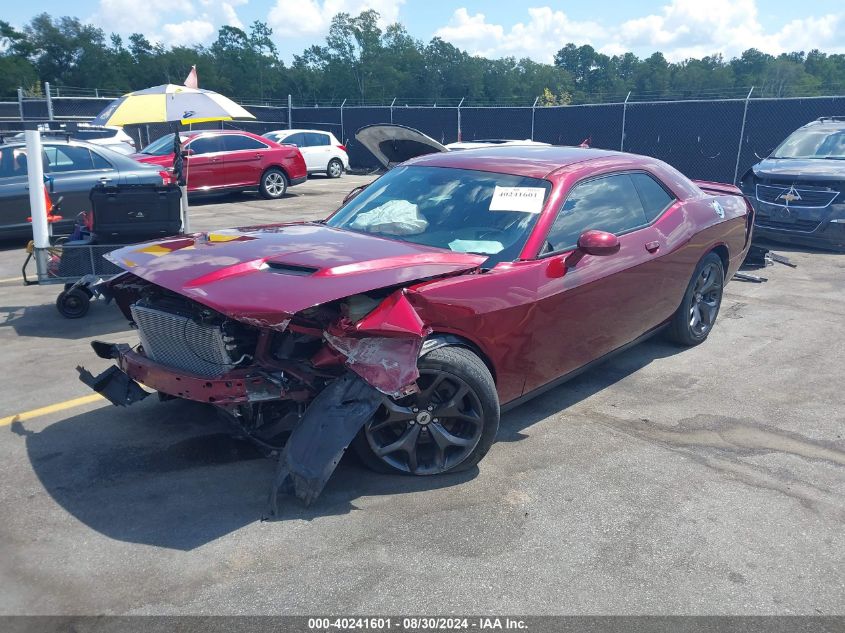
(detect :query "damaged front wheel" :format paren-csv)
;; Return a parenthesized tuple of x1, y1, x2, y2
(354, 346, 499, 476)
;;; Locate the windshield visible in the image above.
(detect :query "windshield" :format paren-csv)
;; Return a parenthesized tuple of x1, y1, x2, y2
(772, 127, 845, 159)
(141, 133, 187, 156)
(326, 165, 551, 266)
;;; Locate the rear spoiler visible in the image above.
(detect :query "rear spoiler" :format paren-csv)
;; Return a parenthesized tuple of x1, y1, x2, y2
(692, 179, 743, 196)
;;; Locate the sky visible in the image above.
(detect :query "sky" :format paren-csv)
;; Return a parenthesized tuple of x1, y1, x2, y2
(5, 0, 845, 64)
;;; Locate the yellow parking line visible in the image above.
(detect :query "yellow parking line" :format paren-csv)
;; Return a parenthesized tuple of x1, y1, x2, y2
(0, 393, 105, 427)
(0, 276, 22, 284)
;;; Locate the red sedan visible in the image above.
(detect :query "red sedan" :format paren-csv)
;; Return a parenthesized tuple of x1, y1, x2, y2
(80, 146, 753, 507)
(133, 130, 307, 198)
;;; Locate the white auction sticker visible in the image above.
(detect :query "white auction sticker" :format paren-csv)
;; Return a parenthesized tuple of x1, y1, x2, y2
(489, 186, 546, 213)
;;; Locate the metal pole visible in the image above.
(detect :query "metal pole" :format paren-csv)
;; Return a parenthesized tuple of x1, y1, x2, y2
(287, 94, 292, 129)
(45, 82, 54, 122)
(390, 97, 396, 124)
(25, 130, 50, 277)
(17, 87, 24, 121)
(620, 91, 631, 151)
(457, 97, 464, 142)
(340, 98, 346, 144)
(530, 96, 539, 141)
(733, 87, 755, 185)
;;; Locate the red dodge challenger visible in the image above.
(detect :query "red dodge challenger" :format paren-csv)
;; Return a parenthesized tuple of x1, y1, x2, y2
(79, 145, 753, 509)
(133, 130, 307, 198)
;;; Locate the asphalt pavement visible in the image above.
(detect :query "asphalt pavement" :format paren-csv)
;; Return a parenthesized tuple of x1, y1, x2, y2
(0, 173, 842, 615)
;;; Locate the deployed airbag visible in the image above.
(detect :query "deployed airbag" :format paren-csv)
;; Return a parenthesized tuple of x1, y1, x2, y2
(349, 199, 428, 235)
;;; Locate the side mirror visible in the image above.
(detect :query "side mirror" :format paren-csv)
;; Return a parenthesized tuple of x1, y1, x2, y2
(342, 185, 367, 205)
(577, 229, 620, 256)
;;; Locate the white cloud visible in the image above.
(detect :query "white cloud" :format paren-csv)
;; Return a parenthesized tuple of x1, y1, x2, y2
(91, 0, 246, 47)
(435, 7, 604, 62)
(161, 20, 217, 46)
(267, 0, 405, 38)
(94, 0, 179, 35)
(434, 1, 845, 63)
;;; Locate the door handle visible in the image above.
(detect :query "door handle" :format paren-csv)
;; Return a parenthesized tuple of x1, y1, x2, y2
(254, 154, 263, 160)
(210, 157, 221, 162)
(645, 241, 660, 253)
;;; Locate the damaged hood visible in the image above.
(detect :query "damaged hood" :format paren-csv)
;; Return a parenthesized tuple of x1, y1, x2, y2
(752, 157, 845, 182)
(355, 124, 448, 169)
(105, 223, 484, 327)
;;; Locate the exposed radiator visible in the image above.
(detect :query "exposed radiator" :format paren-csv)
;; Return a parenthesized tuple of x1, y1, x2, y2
(130, 303, 235, 377)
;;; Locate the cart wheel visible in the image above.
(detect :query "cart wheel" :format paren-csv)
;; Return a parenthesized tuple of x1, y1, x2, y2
(56, 288, 91, 318)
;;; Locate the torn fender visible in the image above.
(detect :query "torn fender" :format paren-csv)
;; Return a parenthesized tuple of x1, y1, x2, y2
(325, 290, 431, 396)
(265, 373, 382, 515)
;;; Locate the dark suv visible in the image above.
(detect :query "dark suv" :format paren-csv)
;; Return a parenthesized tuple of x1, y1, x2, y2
(740, 117, 845, 251)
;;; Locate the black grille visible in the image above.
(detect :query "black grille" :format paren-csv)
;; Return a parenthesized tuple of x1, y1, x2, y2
(756, 217, 821, 232)
(755, 183, 840, 208)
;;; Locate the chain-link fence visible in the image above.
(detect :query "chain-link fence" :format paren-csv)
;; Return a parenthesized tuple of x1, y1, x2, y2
(3, 85, 845, 183)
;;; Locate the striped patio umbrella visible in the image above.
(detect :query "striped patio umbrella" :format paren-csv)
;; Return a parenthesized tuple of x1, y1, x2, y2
(91, 84, 255, 127)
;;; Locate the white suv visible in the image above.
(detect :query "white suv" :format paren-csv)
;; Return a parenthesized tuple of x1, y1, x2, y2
(15, 124, 137, 155)
(263, 129, 349, 178)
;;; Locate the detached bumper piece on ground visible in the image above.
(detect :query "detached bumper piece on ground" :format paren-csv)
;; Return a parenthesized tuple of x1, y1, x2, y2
(734, 245, 797, 283)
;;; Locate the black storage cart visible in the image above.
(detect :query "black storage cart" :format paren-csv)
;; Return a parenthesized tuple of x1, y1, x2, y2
(23, 183, 183, 318)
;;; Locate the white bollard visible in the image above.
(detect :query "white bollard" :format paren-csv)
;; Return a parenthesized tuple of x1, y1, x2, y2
(180, 185, 190, 233)
(25, 130, 50, 249)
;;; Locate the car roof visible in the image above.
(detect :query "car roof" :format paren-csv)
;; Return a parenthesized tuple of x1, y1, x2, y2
(269, 129, 332, 135)
(0, 137, 157, 169)
(183, 129, 262, 137)
(1, 137, 105, 150)
(406, 145, 630, 179)
(802, 118, 845, 131)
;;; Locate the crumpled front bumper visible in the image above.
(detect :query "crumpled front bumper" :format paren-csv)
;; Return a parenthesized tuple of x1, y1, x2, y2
(77, 341, 282, 407)
(754, 202, 845, 252)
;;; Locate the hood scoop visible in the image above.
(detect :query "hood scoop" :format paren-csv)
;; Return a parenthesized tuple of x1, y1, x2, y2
(265, 261, 319, 276)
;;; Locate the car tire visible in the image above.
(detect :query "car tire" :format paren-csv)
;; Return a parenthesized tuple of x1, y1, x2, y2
(56, 287, 91, 319)
(352, 346, 499, 476)
(259, 168, 288, 199)
(666, 252, 725, 346)
(326, 158, 344, 179)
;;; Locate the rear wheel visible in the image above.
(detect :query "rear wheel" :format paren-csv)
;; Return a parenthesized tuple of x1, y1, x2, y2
(326, 158, 344, 178)
(259, 168, 288, 199)
(353, 346, 499, 475)
(667, 252, 725, 346)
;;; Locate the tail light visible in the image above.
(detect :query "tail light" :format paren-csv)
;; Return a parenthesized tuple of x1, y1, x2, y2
(337, 144, 347, 152)
(159, 170, 174, 185)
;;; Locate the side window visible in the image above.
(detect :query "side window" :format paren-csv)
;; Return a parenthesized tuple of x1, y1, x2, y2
(43, 145, 96, 172)
(630, 172, 675, 222)
(223, 135, 267, 151)
(187, 136, 223, 155)
(90, 150, 113, 169)
(306, 132, 330, 146)
(0, 147, 22, 178)
(545, 174, 648, 253)
(282, 133, 305, 147)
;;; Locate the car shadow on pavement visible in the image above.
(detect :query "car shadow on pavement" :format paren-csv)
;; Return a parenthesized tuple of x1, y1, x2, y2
(13, 397, 477, 551)
(0, 300, 130, 339)
(15, 335, 678, 552)
(497, 335, 683, 443)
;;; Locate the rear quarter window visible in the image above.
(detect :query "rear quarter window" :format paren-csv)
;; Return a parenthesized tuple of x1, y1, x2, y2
(630, 172, 675, 221)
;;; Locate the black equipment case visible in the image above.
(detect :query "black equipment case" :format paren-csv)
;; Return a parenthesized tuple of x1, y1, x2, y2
(89, 183, 182, 242)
